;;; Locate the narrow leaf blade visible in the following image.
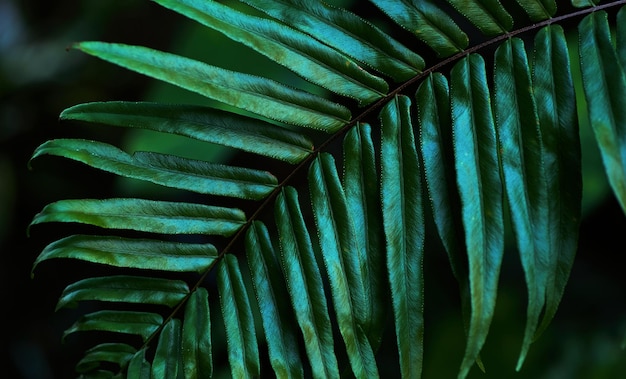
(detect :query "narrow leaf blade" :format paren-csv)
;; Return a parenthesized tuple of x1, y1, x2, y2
(275, 187, 340, 379)
(218, 254, 260, 379)
(451, 54, 504, 378)
(579, 11, 626, 214)
(531, 24, 581, 347)
(343, 122, 387, 348)
(380, 95, 425, 379)
(494, 37, 547, 369)
(182, 288, 213, 379)
(73, 41, 351, 131)
(416, 73, 464, 278)
(56, 275, 190, 310)
(152, 319, 182, 379)
(31, 198, 246, 237)
(309, 153, 379, 378)
(33, 235, 218, 275)
(63, 310, 163, 342)
(417, 73, 474, 356)
(30, 139, 277, 200)
(239, 0, 424, 80)
(246, 221, 303, 379)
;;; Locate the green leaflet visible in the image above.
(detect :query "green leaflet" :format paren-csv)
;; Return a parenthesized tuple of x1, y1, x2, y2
(579, 11, 626, 214)
(182, 288, 213, 379)
(531, 25, 580, 342)
(63, 310, 162, 342)
(369, 0, 468, 57)
(30, 139, 277, 200)
(128, 349, 151, 379)
(60, 101, 313, 164)
(74, 41, 351, 132)
(152, 319, 182, 379)
(446, 0, 513, 36)
(451, 54, 504, 379)
(33, 235, 217, 275)
(416, 73, 474, 359)
(238, 0, 424, 81)
(218, 254, 260, 379)
(493, 37, 547, 370)
(245, 221, 303, 379)
(416, 73, 463, 278)
(75, 343, 136, 374)
(155, 0, 388, 106)
(55, 275, 190, 311)
(514, 0, 556, 21)
(309, 153, 378, 378)
(275, 187, 339, 379)
(30, 198, 246, 237)
(343, 123, 386, 348)
(380, 95, 424, 379)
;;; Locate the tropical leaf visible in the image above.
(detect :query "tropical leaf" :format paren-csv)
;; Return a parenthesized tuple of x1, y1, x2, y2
(28, 1, 626, 378)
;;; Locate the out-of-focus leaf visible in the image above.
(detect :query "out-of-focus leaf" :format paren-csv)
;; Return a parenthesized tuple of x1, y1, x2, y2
(73, 41, 352, 132)
(380, 95, 424, 379)
(30, 139, 277, 200)
(217, 254, 260, 379)
(33, 235, 217, 276)
(238, 0, 424, 80)
(275, 187, 339, 378)
(451, 54, 504, 378)
(60, 101, 314, 164)
(579, 11, 626, 214)
(309, 153, 378, 378)
(152, 319, 182, 379)
(30, 198, 245, 237)
(55, 275, 189, 310)
(246, 221, 303, 378)
(63, 310, 162, 342)
(369, 0, 468, 57)
(182, 288, 213, 379)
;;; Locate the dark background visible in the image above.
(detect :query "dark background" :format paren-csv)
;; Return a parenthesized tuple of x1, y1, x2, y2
(2, 0, 626, 378)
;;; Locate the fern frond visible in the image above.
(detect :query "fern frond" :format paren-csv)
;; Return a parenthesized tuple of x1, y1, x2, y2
(28, 1, 626, 378)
